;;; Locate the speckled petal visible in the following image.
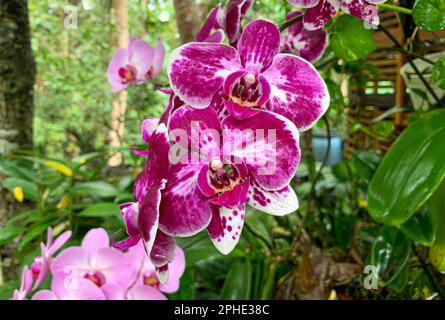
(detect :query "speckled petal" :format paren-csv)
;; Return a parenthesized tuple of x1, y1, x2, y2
(303, 0, 339, 30)
(288, 0, 320, 8)
(247, 181, 299, 215)
(339, 0, 380, 26)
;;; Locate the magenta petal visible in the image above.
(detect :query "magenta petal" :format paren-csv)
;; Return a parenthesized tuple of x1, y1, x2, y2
(281, 18, 328, 63)
(248, 182, 299, 215)
(225, 0, 245, 44)
(141, 117, 159, 144)
(197, 163, 217, 197)
(288, 0, 320, 8)
(119, 202, 139, 236)
(210, 180, 250, 208)
(81, 228, 110, 258)
(222, 111, 300, 190)
(207, 204, 245, 255)
(238, 19, 281, 73)
(138, 180, 166, 255)
(169, 105, 221, 161)
(168, 42, 242, 108)
(112, 234, 141, 250)
(159, 245, 185, 293)
(303, 0, 339, 30)
(262, 54, 330, 131)
(204, 30, 226, 43)
(159, 163, 213, 236)
(107, 48, 129, 92)
(339, 0, 380, 26)
(128, 36, 155, 80)
(196, 5, 223, 42)
(150, 231, 176, 269)
(127, 285, 167, 300)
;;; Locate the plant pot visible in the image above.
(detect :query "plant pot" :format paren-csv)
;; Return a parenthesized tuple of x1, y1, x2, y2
(311, 134, 343, 166)
(400, 52, 445, 111)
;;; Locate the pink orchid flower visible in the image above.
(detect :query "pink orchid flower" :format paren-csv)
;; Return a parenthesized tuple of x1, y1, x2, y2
(168, 19, 330, 131)
(280, 11, 328, 63)
(51, 228, 134, 291)
(30, 227, 71, 290)
(159, 105, 300, 254)
(32, 277, 106, 300)
(12, 266, 33, 300)
(288, 0, 386, 30)
(107, 36, 165, 92)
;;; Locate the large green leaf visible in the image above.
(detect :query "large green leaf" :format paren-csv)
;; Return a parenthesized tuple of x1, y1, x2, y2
(427, 180, 445, 272)
(432, 56, 445, 90)
(220, 259, 252, 299)
(413, 0, 445, 32)
(70, 181, 118, 198)
(399, 207, 436, 246)
(331, 15, 376, 62)
(78, 202, 120, 218)
(371, 226, 411, 286)
(367, 109, 445, 225)
(351, 151, 381, 181)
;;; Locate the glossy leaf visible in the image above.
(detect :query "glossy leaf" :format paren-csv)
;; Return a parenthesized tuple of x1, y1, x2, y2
(413, 0, 445, 32)
(432, 56, 445, 90)
(427, 180, 445, 272)
(331, 15, 376, 62)
(78, 202, 120, 218)
(400, 207, 436, 247)
(0, 226, 22, 246)
(368, 109, 445, 225)
(220, 259, 252, 300)
(371, 226, 411, 286)
(70, 181, 118, 198)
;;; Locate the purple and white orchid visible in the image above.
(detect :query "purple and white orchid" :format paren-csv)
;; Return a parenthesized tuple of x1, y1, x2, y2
(280, 11, 328, 63)
(107, 36, 165, 92)
(168, 19, 329, 131)
(158, 105, 300, 254)
(288, 0, 386, 30)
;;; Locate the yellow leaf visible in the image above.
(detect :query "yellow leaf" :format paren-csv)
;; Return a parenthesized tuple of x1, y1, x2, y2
(57, 194, 70, 209)
(44, 160, 73, 177)
(13, 187, 24, 203)
(328, 289, 338, 300)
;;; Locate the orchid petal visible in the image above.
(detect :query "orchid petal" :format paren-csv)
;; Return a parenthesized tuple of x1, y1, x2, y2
(47, 230, 71, 256)
(107, 48, 129, 92)
(150, 231, 176, 270)
(159, 246, 185, 293)
(32, 290, 58, 300)
(288, 0, 320, 8)
(101, 284, 126, 300)
(119, 202, 139, 237)
(127, 285, 167, 300)
(128, 36, 155, 80)
(168, 42, 242, 108)
(151, 38, 165, 78)
(238, 19, 281, 73)
(208, 204, 245, 255)
(303, 0, 339, 30)
(262, 54, 330, 131)
(51, 277, 106, 300)
(141, 117, 159, 144)
(248, 182, 299, 216)
(159, 163, 213, 236)
(95, 247, 134, 289)
(339, 0, 380, 26)
(196, 5, 223, 42)
(222, 110, 300, 190)
(81, 228, 110, 259)
(204, 30, 226, 43)
(210, 180, 250, 208)
(50, 247, 90, 279)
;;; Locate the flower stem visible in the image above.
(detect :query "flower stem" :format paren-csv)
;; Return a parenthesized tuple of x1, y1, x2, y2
(377, 3, 412, 15)
(279, 14, 303, 32)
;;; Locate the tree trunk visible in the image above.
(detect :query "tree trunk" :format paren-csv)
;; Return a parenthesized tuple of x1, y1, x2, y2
(0, 0, 35, 154)
(108, 0, 129, 166)
(173, 0, 201, 43)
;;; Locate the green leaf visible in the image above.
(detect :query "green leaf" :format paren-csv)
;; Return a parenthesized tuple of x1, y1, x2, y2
(0, 281, 19, 300)
(0, 226, 22, 246)
(1, 177, 38, 201)
(19, 223, 51, 250)
(78, 202, 120, 217)
(413, 0, 445, 32)
(351, 151, 381, 181)
(331, 15, 376, 62)
(220, 259, 252, 299)
(427, 179, 445, 272)
(400, 207, 436, 246)
(371, 226, 411, 287)
(71, 181, 118, 198)
(368, 109, 445, 225)
(432, 56, 445, 90)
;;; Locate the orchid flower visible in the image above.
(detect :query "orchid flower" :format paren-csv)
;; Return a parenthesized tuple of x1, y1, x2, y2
(12, 266, 33, 300)
(32, 277, 107, 300)
(288, 0, 386, 30)
(158, 105, 300, 254)
(50, 228, 134, 291)
(107, 36, 165, 92)
(196, 0, 253, 46)
(280, 11, 328, 63)
(168, 19, 330, 131)
(30, 227, 71, 290)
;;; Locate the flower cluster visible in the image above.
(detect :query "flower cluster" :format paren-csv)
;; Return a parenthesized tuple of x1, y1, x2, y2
(107, 2, 331, 285)
(11, 228, 184, 300)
